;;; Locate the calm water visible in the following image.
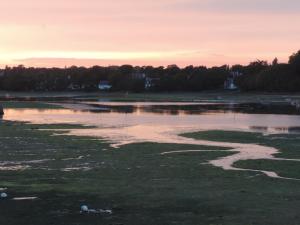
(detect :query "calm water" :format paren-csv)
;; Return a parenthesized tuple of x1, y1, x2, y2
(3, 101, 300, 135)
(2, 101, 300, 179)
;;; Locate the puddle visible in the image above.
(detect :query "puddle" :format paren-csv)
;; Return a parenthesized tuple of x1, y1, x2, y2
(61, 167, 91, 172)
(0, 165, 30, 171)
(12, 197, 38, 201)
(0, 159, 53, 171)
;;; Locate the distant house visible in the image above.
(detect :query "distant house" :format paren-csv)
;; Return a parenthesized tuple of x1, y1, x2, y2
(131, 72, 160, 90)
(224, 77, 238, 90)
(224, 71, 243, 90)
(98, 81, 112, 91)
(132, 72, 146, 80)
(230, 71, 243, 78)
(145, 77, 159, 90)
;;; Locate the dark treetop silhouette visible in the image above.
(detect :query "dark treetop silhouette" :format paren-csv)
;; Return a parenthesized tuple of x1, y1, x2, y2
(0, 50, 299, 93)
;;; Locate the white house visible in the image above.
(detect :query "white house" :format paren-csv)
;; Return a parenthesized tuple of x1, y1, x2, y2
(145, 77, 159, 90)
(224, 71, 243, 90)
(224, 77, 238, 90)
(98, 81, 112, 91)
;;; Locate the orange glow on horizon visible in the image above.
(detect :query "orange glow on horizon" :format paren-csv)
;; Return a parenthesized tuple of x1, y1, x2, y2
(0, 0, 299, 68)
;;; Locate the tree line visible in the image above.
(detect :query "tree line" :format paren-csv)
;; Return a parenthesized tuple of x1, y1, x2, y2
(0, 50, 299, 92)
(236, 51, 300, 92)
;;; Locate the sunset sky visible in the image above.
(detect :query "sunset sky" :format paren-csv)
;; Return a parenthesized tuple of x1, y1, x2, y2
(0, 0, 299, 68)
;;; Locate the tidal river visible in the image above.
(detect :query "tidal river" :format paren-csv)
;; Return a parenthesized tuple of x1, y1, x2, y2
(3, 101, 300, 180)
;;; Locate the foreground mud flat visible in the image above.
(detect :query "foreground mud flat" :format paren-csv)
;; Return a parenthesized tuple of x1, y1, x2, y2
(1, 100, 300, 225)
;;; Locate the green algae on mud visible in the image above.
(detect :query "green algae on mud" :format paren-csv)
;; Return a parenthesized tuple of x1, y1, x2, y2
(182, 130, 300, 178)
(0, 101, 63, 109)
(1, 121, 300, 224)
(2, 91, 300, 103)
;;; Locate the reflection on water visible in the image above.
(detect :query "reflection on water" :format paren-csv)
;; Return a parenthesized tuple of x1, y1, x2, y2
(3, 104, 300, 134)
(249, 126, 300, 133)
(83, 101, 300, 115)
(3, 102, 300, 180)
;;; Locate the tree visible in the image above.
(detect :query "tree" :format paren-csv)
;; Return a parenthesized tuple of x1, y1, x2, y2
(272, 58, 278, 66)
(247, 60, 268, 73)
(1, 50, 300, 93)
(289, 50, 300, 73)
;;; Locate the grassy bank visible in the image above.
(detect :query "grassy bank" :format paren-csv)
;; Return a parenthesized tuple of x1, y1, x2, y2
(2, 91, 300, 103)
(0, 101, 63, 109)
(0, 121, 300, 224)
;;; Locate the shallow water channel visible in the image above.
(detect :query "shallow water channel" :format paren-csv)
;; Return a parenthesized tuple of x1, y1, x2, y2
(3, 101, 300, 180)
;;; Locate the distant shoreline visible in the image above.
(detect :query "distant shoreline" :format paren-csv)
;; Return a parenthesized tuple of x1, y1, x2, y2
(1, 91, 300, 104)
